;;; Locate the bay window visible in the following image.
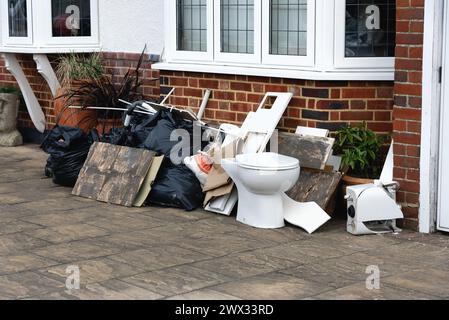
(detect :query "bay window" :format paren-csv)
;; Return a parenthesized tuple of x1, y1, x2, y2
(214, 0, 261, 64)
(160, 0, 396, 80)
(335, 0, 396, 68)
(167, 0, 213, 61)
(0, 0, 99, 52)
(2, 0, 33, 45)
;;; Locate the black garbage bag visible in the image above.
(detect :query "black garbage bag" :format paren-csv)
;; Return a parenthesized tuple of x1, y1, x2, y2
(147, 161, 205, 211)
(41, 126, 98, 187)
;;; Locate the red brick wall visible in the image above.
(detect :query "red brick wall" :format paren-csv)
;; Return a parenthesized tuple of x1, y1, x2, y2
(160, 71, 394, 134)
(393, 0, 424, 230)
(0, 52, 160, 129)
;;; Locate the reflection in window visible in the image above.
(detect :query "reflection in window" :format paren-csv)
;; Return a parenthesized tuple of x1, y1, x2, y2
(221, 0, 254, 54)
(345, 0, 395, 57)
(52, 0, 91, 37)
(270, 0, 307, 56)
(8, 0, 28, 37)
(177, 0, 207, 52)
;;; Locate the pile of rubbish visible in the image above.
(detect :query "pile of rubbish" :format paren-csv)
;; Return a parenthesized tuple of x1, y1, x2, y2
(41, 90, 404, 235)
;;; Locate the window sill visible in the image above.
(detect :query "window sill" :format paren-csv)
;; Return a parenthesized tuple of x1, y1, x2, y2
(152, 61, 395, 81)
(0, 45, 101, 54)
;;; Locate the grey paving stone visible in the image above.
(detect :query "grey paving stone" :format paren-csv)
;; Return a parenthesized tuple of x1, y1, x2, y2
(192, 251, 298, 279)
(212, 272, 333, 300)
(167, 289, 241, 300)
(0, 219, 42, 235)
(122, 265, 231, 297)
(25, 223, 110, 244)
(85, 215, 166, 233)
(383, 268, 449, 298)
(0, 271, 65, 299)
(311, 282, 439, 300)
(108, 246, 211, 272)
(19, 211, 98, 228)
(0, 233, 49, 256)
(33, 240, 122, 263)
(0, 254, 60, 275)
(41, 257, 146, 286)
(30, 280, 164, 300)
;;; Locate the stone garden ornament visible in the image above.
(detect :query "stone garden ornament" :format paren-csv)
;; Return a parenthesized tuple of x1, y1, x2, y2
(0, 92, 23, 147)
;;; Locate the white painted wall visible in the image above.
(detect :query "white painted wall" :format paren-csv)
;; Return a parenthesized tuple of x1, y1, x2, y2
(99, 0, 165, 54)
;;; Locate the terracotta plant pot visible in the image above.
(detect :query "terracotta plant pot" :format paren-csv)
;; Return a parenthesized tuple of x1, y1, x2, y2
(53, 86, 97, 133)
(341, 174, 375, 186)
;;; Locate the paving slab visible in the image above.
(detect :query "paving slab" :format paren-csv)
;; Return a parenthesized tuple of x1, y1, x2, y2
(211, 272, 333, 300)
(122, 265, 231, 297)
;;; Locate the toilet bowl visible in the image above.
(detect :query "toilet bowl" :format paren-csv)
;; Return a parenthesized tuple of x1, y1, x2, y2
(221, 153, 300, 229)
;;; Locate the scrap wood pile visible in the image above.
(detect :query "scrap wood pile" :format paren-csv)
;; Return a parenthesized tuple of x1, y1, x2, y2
(41, 91, 343, 234)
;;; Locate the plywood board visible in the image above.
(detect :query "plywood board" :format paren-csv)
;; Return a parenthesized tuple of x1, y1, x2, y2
(278, 132, 335, 170)
(72, 142, 156, 207)
(286, 169, 342, 214)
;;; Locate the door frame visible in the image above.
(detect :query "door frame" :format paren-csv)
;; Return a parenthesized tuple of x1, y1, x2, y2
(420, 0, 445, 233)
(437, 1, 449, 232)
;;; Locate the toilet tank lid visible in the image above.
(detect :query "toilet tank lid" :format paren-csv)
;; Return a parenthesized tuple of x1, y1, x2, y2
(236, 153, 299, 170)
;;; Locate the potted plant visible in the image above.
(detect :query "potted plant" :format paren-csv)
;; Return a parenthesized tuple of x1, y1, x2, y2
(65, 49, 146, 135)
(54, 52, 104, 132)
(0, 87, 23, 147)
(334, 123, 384, 185)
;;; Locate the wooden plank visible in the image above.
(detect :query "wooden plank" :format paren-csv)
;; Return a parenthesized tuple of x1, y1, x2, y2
(278, 132, 335, 170)
(72, 142, 156, 207)
(287, 169, 342, 215)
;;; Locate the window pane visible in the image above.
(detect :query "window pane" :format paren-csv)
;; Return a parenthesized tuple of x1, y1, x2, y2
(221, 0, 254, 54)
(270, 0, 307, 56)
(52, 0, 91, 37)
(177, 0, 207, 52)
(8, 0, 28, 37)
(345, 0, 396, 57)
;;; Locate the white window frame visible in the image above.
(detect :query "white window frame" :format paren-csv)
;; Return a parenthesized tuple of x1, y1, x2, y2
(334, 0, 395, 69)
(37, 0, 99, 47)
(1, 0, 33, 46)
(262, 0, 315, 67)
(165, 0, 214, 62)
(213, 0, 262, 65)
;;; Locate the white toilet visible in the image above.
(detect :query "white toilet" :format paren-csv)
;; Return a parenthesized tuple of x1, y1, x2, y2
(221, 153, 300, 229)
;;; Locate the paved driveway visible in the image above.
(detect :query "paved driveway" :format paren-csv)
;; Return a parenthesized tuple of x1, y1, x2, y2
(1, 145, 449, 300)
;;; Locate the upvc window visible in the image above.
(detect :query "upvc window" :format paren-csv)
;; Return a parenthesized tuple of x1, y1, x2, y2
(168, 0, 314, 67)
(158, 0, 399, 80)
(334, 0, 396, 69)
(1, 0, 33, 45)
(166, 0, 214, 61)
(0, 0, 99, 51)
(214, 0, 261, 64)
(262, 0, 315, 66)
(38, 0, 99, 46)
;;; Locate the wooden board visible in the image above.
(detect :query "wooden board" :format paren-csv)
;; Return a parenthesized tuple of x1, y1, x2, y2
(72, 142, 156, 207)
(278, 132, 334, 170)
(287, 168, 342, 214)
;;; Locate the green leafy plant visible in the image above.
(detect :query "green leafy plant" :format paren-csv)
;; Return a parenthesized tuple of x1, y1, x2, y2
(0, 87, 21, 95)
(55, 52, 104, 88)
(62, 47, 146, 119)
(334, 123, 384, 179)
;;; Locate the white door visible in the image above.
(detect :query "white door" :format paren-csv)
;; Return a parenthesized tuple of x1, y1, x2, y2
(438, 2, 449, 231)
